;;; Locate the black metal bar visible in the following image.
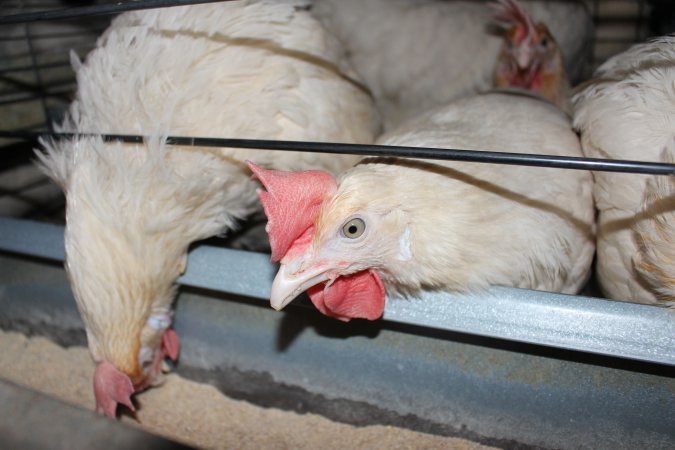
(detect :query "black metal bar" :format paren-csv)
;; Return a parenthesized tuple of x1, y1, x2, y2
(0, 31, 99, 41)
(0, 75, 77, 97)
(3, 130, 674, 176)
(0, 86, 74, 105)
(0, 0, 232, 25)
(2, 43, 93, 62)
(1, 3, 66, 8)
(0, 60, 73, 75)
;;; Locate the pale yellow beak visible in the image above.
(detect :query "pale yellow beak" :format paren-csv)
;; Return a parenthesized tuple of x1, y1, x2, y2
(270, 261, 330, 311)
(516, 48, 534, 69)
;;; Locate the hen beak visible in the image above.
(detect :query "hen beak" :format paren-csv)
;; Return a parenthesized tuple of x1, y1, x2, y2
(270, 260, 330, 311)
(516, 48, 534, 69)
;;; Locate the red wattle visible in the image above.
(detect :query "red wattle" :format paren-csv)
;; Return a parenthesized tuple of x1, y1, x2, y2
(308, 270, 385, 321)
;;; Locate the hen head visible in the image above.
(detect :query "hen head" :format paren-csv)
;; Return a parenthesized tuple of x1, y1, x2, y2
(249, 162, 418, 321)
(62, 150, 183, 418)
(492, 0, 568, 107)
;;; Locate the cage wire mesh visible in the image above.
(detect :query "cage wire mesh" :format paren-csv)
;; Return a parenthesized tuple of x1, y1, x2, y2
(0, 0, 666, 225)
(0, 0, 113, 222)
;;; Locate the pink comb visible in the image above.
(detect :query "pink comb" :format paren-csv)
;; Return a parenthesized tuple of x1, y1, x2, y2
(247, 162, 337, 262)
(491, 0, 536, 41)
(94, 361, 135, 418)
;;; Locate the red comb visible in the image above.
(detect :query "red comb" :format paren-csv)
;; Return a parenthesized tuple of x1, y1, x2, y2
(94, 361, 135, 418)
(491, 0, 536, 40)
(247, 162, 337, 262)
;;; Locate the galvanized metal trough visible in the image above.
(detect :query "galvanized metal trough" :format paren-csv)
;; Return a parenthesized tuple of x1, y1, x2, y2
(0, 217, 673, 449)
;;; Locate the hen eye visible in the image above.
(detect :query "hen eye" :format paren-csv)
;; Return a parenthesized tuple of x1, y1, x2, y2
(341, 217, 366, 239)
(540, 36, 548, 47)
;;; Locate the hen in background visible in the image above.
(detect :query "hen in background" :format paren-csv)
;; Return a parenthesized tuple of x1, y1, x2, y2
(573, 36, 675, 305)
(312, 0, 591, 129)
(36, 0, 379, 418)
(492, 0, 571, 113)
(252, 91, 595, 321)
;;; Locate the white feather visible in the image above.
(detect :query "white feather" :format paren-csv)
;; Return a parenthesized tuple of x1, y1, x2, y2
(573, 36, 675, 305)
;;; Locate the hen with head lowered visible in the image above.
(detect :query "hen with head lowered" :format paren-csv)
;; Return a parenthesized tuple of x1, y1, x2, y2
(36, 0, 379, 417)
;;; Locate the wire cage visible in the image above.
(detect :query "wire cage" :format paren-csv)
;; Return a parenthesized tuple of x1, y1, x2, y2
(0, 1, 673, 449)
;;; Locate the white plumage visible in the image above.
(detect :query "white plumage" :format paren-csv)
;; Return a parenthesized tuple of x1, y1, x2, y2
(371, 91, 595, 294)
(634, 142, 675, 307)
(312, 0, 592, 128)
(573, 36, 675, 305)
(36, 0, 379, 416)
(262, 92, 596, 320)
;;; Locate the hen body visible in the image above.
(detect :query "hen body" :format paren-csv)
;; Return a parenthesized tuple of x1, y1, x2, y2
(573, 36, 675, 305)
(256, 92, 595, 320)
(37, 0, 378, 416)
(312, 0, 591, 129)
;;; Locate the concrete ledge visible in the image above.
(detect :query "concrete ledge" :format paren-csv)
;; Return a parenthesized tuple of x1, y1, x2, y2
(0, 378, 191, 449)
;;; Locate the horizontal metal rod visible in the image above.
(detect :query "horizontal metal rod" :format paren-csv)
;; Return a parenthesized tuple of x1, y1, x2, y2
(0, 30, 99, 41)
(4, 130, 675, 176)
(0, 60, 72, 75)
(0, 87, 73, 106)
(0, 75, 75, 96)
(0, 0, 231, 25)
(2, 43, 92, 61)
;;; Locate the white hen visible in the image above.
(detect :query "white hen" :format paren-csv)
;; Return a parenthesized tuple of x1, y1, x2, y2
(253, 91, 596, 321)
(573, 36, 675, 305)
(36, 0, 379, 417)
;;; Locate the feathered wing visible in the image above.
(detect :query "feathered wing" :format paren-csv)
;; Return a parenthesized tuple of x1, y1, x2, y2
(372, 92, 595, 295)
(62, 1, 376, 172)
(634, 142, 675, 307)
(573, 36, 675, 304)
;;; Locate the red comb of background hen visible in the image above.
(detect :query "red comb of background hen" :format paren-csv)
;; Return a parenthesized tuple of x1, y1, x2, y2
(247, 162, 337, 262)
(492, 0, 536, 43)
(308, 270, 385, 321)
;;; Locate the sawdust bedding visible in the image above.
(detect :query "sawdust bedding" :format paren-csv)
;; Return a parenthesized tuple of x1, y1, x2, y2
(0, 329, 495, 450)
